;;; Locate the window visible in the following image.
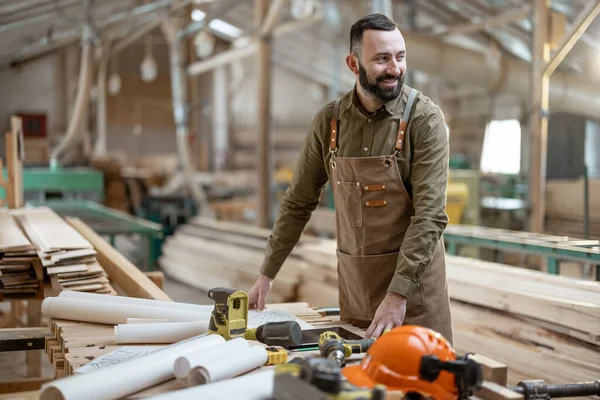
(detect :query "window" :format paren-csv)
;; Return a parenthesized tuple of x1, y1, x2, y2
(480, 119, 521, 174)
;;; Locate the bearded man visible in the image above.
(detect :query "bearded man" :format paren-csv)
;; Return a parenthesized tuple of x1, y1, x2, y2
(248, 13, 453, 342)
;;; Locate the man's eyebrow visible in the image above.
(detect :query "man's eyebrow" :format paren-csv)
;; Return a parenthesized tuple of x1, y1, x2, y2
(373, 50, 406, 58)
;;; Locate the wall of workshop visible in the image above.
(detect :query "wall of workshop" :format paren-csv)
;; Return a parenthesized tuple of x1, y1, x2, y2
(0, 53, 67, 152)
(105, 32, 177, 157)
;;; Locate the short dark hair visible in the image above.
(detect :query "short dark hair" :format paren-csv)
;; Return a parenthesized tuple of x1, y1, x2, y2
(350, 13, 397, 57)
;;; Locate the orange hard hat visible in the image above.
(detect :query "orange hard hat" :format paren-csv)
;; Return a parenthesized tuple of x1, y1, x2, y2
(342, 325, 460, 400)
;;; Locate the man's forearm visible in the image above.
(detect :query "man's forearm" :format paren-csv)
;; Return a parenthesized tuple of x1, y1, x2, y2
(388, 215, 448, 298)
(259, 195, 321, 278)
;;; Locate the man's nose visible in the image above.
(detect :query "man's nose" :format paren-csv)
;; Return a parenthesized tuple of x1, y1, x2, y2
(386, 60, 401, 76)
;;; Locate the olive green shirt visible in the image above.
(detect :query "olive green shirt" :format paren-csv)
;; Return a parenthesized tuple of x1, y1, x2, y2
(260, 85, 449, 299)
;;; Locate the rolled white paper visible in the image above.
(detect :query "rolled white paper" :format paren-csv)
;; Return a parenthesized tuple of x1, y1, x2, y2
(173, 337, 249, 382)
(58, 290, 213, 313)
(127, 318, 171, 324)
(114, 321, 210, 344)
(148, 369, 275, 400)
(40, 334, 225, 400)
(42, 297, 210, 325)
(188, 345, 268, 386)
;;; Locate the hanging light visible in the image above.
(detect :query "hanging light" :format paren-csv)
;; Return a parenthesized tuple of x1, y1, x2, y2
(108, 74, 121, 95)
(290, 0, 315, 20)
(108, 56, 121, 96)
(140, 35, 158, 83)
(194, 30, 216, 59)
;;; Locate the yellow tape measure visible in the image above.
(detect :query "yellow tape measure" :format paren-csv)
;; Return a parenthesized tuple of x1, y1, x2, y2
(265, 346, 288, 365)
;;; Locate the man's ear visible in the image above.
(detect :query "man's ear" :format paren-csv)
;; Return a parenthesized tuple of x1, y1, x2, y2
(346, 54, 359, 76)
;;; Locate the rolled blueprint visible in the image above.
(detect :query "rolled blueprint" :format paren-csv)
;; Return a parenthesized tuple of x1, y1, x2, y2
(114, 321, 210, 344)
(173, 337, 249, 382)
(148, 369, 275, 400)
(188, 345, 268, 386)
(40, 334, 225, 400)
(42, 297, 210, 325)
(59, 290, 213, 313)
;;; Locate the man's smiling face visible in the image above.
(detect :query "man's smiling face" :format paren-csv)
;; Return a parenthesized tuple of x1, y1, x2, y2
(356, 28, 407, 102)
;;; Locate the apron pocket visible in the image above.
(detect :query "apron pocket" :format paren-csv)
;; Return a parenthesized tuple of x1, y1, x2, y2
(336, 249, 398, 324)
(333, 181, 363, 228)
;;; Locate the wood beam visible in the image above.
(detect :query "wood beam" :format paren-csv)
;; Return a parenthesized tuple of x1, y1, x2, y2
(186, 12, 323, 76)
(6, 116, 24, 209)
(544, 0, 600, 76)
(66, 217, 172, 301)
(528, 0, 551, 234)
(0, 327, 50, 352)
(433, 6, 530, 36)
(260, 0, 286, 37)
(256, 0, 273, 228)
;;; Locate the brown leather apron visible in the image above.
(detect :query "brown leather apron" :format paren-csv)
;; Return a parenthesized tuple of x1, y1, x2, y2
(329, 89, 453, 343)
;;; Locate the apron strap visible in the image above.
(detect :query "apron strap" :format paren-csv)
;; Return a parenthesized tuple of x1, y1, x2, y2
(395, 88, 419, 152)
(329, 97, 342, 152)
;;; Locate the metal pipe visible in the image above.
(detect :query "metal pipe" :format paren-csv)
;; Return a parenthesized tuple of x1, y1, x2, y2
(10, 0, 190, 64)
(162, 20, 212, 216)
(49, 24, 93, 167)
(161, 0, 241, 214)
(93, 40, 111, 157)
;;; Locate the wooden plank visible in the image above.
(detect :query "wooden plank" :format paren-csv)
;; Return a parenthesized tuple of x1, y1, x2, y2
(446, 255, 600, 338)
(476, 381, 523, 400)
(19, 208, 93, 251)
(6, 117, 24, 209)
(0, 378, 50, 395)
(50, 249, 98, 263)
(66, 217, 171, 301)
(0, 212, 32, 252)
(470, 354, 508, 386)
(0, 328, 51, 352)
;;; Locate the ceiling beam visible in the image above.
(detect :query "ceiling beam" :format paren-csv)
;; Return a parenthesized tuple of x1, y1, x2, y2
(544, 0, 600, 76)
(431, 6, 530, 36)
(187, 10, 323, 76)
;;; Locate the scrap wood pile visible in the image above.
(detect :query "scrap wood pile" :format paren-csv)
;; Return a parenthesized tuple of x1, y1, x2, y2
(161, 218, 600, 390)
(0, 207, 116, 299)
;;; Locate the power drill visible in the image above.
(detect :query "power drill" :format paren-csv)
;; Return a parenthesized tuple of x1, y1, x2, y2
(273, 357, 386, 400)
(207, 287, 302, 346)
(318, 331, 376, 367)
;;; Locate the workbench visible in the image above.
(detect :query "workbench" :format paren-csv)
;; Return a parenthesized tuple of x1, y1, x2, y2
(43, 303, 363, 398)
(444, 224, 600, 281)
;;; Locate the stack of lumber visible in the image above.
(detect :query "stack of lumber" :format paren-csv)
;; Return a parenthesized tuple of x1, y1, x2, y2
(159, 217, 314, 303)
(160, 218, 600, 389)
(10, 207, 117, 296)
(0, 211, 43, 298)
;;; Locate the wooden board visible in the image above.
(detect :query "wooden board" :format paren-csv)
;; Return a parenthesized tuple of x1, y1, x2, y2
(67, 218, 171, 301)
(18, 208, 92, 251)
(0, 212, 32, 252)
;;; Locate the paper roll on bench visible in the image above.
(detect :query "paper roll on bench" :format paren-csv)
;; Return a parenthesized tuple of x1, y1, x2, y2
(42, 297, 210, 325)
(188, 345, 268, 386)
(173, 337, 249, 384)
(148, 369, 275, 400)
(40, 334, 225, 400)
(59, 290, 213, 313)
(115, 321, 210, 344)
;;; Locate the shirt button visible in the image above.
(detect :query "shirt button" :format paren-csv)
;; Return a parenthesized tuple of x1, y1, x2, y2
(363, 147, 368, 152)
(367, 118, 372, 122)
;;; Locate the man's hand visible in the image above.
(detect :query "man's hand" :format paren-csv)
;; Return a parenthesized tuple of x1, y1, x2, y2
(248, 275, 273, 311)
(364, 292, 407, 338)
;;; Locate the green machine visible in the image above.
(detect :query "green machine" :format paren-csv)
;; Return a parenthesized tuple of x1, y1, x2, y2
(1, 166, 104, 202)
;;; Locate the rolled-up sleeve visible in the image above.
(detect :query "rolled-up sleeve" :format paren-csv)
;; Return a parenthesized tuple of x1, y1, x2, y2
(260, 112, 330, 279)
(388, 104, 450, 298)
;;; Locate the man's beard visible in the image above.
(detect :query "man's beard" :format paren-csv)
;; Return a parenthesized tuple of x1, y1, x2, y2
(358, 62, 404, 102)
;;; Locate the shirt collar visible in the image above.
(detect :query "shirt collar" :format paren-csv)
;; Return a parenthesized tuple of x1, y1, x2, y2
(340, 85, 408, 118)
